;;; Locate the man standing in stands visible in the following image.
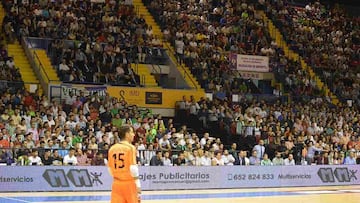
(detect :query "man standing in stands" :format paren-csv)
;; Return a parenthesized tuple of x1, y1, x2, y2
(108, 125, 141, 203)
(253, 139, 265, 160)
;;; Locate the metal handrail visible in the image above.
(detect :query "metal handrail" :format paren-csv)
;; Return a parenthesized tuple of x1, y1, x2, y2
(151, 63, 160, 74)
(32, 51, 52, 83)
(164, 42, 199, 90)
(141, 75, 145, 87)
(136, 5, 140, 17)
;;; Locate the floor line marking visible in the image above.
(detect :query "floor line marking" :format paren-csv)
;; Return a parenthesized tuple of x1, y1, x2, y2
(0, 196, 32, 203)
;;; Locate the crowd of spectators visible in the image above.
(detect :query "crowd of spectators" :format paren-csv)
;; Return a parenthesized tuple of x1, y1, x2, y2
(146, 0, 265, 94)
(1, 0, 167, 85)
(0, 88, 359, 166)
(174, 94, 360, 166)
(0, 0, 359, 167)
(0, 39, 24, 94)
(145, 0, 324, 98)
(265, 0, 360, 105)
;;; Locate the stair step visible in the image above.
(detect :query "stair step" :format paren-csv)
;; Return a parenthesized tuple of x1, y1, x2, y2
(262, 11, 338, 105)
(135, 4, 203, 91)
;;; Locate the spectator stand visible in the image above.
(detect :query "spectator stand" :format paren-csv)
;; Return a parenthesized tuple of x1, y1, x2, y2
(142, 0, 329, 102)
(0, 36, 41, 96)
(262, 0, 359, 107)
(2, 0, 174, 88)
(0, 0, 359, 169)
(0, 74, 360, 167)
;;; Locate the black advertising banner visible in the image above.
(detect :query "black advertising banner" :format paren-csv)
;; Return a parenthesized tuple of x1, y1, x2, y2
(145, 92, 162, 104)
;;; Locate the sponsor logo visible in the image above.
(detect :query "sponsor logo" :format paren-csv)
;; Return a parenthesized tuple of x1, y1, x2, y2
(43, 169, 103, 187)
(317, 167, 357, 183)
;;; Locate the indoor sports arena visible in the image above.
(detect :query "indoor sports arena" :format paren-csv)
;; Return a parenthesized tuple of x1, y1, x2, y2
(0, 0, 359, 202)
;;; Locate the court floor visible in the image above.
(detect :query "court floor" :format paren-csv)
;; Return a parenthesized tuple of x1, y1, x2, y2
(1, 185, 360, 203)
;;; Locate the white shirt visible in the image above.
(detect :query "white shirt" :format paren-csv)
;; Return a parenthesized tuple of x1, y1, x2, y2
(63, 154, 78, 165)
(175, 40, 184, 54)
(59, 63, 70, 71)
(6, 60, 15, 69)
(159, 138, 170, 148)
(200, 156, 212, 166)
(29, 156, 42, 165)
(222, 154, 235, 165)
(200, 138, 207, 146)
(162, 157, 172, 166)
(212, 158, 225, 166)
(65, 95, 76, 105)
(284, 158, 295, 166)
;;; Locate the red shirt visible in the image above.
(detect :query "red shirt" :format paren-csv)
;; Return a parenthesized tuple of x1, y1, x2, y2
(0, 139, 10, 148)
(24, 95, 33, 107)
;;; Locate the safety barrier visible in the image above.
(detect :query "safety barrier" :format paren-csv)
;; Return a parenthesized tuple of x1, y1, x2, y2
(0, 165, 359, 192)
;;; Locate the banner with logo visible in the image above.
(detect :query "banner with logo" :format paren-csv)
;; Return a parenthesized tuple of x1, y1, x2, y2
(107, 86, 204, 108)
(0, 165, 359, 192)
(239, 71, 274, 80)
(61, 84, 107, 101)
(229, 53, 269, 72)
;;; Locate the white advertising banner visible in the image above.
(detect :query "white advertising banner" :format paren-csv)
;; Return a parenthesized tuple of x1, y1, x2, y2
(0, 165, 359, 192)
(61, 84, 107, 101)
(230, 53, 269, 72)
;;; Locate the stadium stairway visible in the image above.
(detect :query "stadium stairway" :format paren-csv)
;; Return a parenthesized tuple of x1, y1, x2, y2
(133, 63, 159, 87)
(7, 42, 43, 95)
(260, 11, 339, 105)
(134, 0, 204, 91)
(33, 49, 60, 83)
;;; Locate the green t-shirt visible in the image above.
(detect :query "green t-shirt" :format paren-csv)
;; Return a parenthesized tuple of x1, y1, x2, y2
(110, 108, 119, 116)
(112, 118, 122, 129)
(72, 136, 83, 146)
(146, 133, 156, 143)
